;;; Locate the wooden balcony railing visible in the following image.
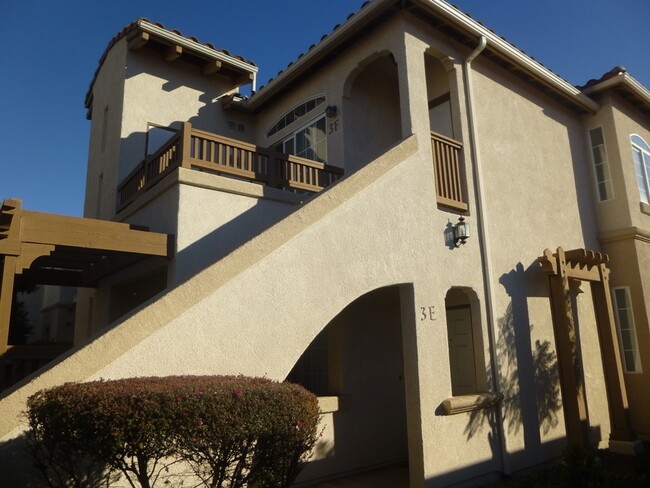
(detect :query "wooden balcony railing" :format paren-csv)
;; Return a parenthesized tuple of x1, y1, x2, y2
(1, 343, 72, 391)
(117, 122, 344, 212)
(431, 131, 468, 212)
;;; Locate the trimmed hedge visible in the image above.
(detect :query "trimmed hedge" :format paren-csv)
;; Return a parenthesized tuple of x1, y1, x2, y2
(26, 376, 320, 488)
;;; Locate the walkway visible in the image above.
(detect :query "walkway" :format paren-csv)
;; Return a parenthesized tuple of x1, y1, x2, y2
(304, 463, 409, 488)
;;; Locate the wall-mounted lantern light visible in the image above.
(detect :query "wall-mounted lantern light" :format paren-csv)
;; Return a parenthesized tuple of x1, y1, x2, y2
(454, 215, 470, 246)
(325, 105, 337, 118)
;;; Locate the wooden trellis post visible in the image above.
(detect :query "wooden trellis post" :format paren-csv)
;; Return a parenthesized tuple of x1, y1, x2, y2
(539, 247, 637, 451)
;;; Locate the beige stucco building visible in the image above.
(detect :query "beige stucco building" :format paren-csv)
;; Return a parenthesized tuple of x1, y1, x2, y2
(1, 1, 650, 486)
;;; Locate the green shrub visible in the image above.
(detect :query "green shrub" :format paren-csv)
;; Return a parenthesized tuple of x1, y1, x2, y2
(26, 376, 320, 488)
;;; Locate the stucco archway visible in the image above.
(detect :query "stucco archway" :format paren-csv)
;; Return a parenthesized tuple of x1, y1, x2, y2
(290, 285, 415, 485)
(342, 53, 402, 173)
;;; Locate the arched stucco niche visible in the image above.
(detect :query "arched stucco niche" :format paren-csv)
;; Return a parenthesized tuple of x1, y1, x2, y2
(424, 51, 456, 139)
(342, 52, 402, 174)
(445, 287, 488, 395)
(288, 285, 416, 485)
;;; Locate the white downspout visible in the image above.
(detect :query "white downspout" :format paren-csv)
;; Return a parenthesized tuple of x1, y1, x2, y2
(463, 35, 511, 475)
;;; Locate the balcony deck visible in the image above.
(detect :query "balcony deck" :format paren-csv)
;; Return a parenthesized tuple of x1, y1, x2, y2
(117, 122, 345, 212)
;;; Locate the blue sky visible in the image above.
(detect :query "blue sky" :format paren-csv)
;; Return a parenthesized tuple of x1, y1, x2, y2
(1, 0, 648, 216)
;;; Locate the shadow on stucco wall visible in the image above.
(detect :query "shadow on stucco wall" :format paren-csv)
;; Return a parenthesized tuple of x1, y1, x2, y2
(464, 262, 562, 461)
(0, 432, 115, 488)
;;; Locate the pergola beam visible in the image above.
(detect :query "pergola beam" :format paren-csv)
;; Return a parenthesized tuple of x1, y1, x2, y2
(18, 210, 168, 257)
(546, 248, 590, 448)
(0, 199, 172, 354)
(539, 247, 638, 451)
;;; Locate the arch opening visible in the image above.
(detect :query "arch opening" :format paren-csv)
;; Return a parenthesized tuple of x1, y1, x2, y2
(289, 285, 412, 485)
(342, 53, 402, 173)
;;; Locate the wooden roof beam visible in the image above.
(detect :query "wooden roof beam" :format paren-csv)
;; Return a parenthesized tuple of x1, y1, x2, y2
(234, 72, 255, 87)
(128, 31, 150, 51)
(17, 268, 85, 288)
(201, 60, 222, 75)
(164, 44, 183, 62)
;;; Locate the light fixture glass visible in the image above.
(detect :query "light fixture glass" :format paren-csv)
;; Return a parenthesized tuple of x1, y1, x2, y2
(454, 216, 469, 246)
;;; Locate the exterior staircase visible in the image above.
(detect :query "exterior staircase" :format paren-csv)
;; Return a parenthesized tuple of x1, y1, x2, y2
(0, 135, 425, 484)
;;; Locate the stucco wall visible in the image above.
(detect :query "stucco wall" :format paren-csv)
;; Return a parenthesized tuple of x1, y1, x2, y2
(84, 40, 127, 219)
(174, 170, 301, 284)
(608, 95, 650, 228)
(583, 98, 634, 233)
(468, 55, 608, 469)
(590, 93, 650, 438)
(0, 12, 629, 488)
(119, 48, 242, 182)
(601, 237, 650, 437)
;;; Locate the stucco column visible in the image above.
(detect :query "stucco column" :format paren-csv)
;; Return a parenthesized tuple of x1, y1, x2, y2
(0, 256, 16, 353)
(399, 283, 425, 488)
(394, 29, 431, 143)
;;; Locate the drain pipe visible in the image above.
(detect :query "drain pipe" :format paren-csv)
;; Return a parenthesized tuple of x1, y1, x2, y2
(463, 35, 511, 475)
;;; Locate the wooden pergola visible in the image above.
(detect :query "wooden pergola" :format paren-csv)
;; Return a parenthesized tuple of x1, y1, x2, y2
(0, 199, 171, 354)
(539, 247, 637, 450)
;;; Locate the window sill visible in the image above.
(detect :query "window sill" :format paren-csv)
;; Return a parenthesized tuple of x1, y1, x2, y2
(640, 201, 650, 216)
(318, 396, 344, 414)
(441, 392, 502, 415)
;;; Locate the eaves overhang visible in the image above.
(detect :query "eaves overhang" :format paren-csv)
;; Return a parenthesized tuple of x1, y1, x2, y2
(418, 0, 600, 114)
(84, 19, 258, 117)
(581, 69, 650, 119)
(136, 20, 259, 76)
(248, 0, 397, 111)
(249, 0, 600, 115)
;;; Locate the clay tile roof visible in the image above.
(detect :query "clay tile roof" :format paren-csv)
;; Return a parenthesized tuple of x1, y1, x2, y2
(578, 66, 627, 91)
(254, 0, 568, 96)
(84, 18, 256, 109)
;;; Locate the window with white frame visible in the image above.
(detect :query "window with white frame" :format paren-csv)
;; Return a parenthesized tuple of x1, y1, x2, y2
(273, 115, 327, 163)
(612, 287, 642, 373)
(631, 134, 650, 204)
(588, 127, 614, 201)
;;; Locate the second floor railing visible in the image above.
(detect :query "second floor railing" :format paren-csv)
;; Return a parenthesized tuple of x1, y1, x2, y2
(431, 131, 468, 212)
(117, 122, 344, 212)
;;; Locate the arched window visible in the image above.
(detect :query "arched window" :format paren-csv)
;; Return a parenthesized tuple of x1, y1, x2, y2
(631, 134, 650, 204)
(265, 96, 325, 138)
(266, 96, 328, 163)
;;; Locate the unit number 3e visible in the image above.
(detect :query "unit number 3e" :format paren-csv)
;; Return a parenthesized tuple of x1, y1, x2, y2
(420, 306, 437, 321)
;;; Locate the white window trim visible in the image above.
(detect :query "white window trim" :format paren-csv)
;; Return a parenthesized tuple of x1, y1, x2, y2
(265, 95, 326, 139)
(272, 113, 328, 163)
(631, 134, 650, 205)
(612, 286, 643, 374)
(588, 126, 614, 202)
